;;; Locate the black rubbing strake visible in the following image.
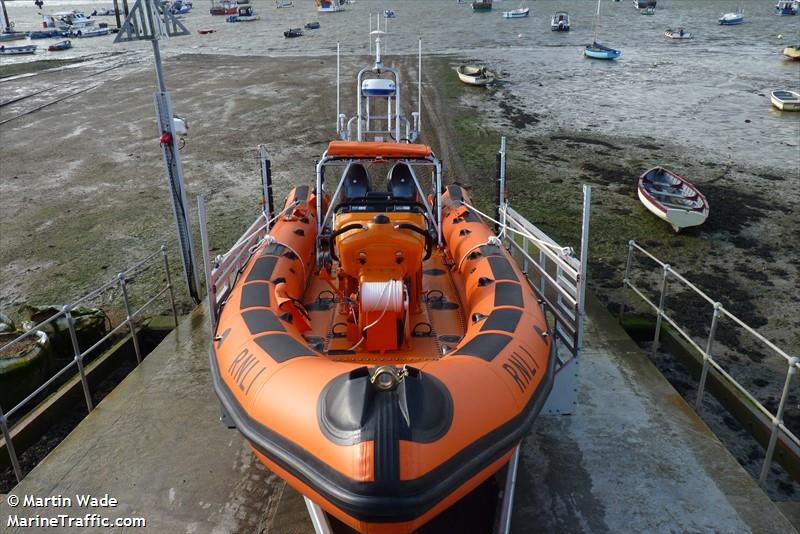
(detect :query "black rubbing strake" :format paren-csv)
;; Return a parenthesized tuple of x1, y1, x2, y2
(242, 309, 286, 335)
(240, 283, 271, 309)
(487, 256, 517, 281)
(453, 333, 513, 362)
(374, 394, 400, 482)
(262, 243, 288, 256)
(479, 245, 503, 257)
(494, 282, 524, 308)
(246, 256, 279, 283)
(447, 185, 464, 202)
(294, 185, 310, 203)
(480, 308, 522, 333)
(255, 334, 318, 362)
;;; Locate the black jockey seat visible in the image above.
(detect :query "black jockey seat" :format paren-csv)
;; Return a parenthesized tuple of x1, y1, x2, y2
(343, 164, 370, 199)
(388, 163, 417, 201)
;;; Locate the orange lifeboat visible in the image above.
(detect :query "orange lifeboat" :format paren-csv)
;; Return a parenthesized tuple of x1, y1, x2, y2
(210, 141, 554, 533)
(209, 29, 554, 533)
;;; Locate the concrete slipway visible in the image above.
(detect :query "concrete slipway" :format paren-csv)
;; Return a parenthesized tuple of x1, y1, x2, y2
(1, 296, 795, 533)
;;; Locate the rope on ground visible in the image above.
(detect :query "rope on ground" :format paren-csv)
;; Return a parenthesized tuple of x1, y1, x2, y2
(0, 83, 102, 126)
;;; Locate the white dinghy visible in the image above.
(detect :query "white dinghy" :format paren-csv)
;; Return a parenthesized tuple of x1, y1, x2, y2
(638, 167, 709, 232)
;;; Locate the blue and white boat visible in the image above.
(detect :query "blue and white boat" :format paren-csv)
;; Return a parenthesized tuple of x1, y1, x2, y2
(585, 0, 620, 60)
(227, 6, 259, 22)
(719, 10, 744, 25)
(170, 1, 193, 15)
(316, 0, 345, 13)
(502, 6, 529, 18)
(775, 1, 796, 15)
(71, 27, 110, 38)
(585, 43, 621, 59)
(29, 29, 66, 39)
(383, 10, 395, 18)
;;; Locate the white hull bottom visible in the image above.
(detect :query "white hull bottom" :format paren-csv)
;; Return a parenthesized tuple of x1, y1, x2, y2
(638, 189, 708, 232)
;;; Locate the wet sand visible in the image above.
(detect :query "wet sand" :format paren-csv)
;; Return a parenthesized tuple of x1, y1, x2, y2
(1, 52, 798, 496)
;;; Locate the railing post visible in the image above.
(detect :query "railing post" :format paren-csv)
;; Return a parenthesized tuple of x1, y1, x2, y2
(0, 404, 23, 482)
(576, 185, 591, 355)
(118, 273, 142, 364)
(495, 136, 506, 234)
(759, 357, 798, 485)
(161, 244, 178, 327)
(64, 305, 94, 413)
(198, 195, 218, 330)
(620, 239, 635, 323)
(522, 235, 529, 276)
(695, 302, 722, 411)
(651, 264, 670, 358)
(259, 144, 274, 226)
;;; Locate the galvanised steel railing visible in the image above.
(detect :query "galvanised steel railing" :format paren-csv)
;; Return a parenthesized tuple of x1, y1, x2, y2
(0, 245, 178, 484)
(621, 239, 799, 486)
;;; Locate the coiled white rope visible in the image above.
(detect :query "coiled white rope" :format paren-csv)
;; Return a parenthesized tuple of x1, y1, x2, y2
(347, 280, 405, 351)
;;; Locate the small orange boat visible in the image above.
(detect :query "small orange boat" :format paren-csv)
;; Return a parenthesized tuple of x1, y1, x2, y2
(208, 32, 555, 534)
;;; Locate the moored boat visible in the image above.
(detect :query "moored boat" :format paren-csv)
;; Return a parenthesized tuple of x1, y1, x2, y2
(43, 11, 95, 30)
(472, 0, 492, 11)
(638, 167, 709, 232)
(383, 9, 395, 18)
(304, 21, 321, 29)
(210, 1, 238, 15)
(784, 44, 800, 60)
(0, 43, 36, 54)
(48, 39, 71, 51)
(664, 27, 691, 39)
(457, 64, 495, 85)
(198, 28, 216, 34)
(71, 27, 110, 38)
(90, 7, 118, 16)
(316, 0, 345, 12)
(29, 29, 66, 39)
(551, 11, 570, 31)
(640, 7, 655, 15)
(284, 27, 303, 38)
(719, 10, 744, 25)
(770, 90, 800, 111)
(208, 30, 554, 534)
(633, 0, 656, 7)
(503, 7, 529, 18)
(585, 42, 621, 59)
(227, 5, 258, 22)
(0, 31, 27, 42)
(275, 0, 293, 7)
(1, 2, 26, 41)
(585, 0, 620, 59)
(170, 1, 193, 15)
(775, 1, 796, 15)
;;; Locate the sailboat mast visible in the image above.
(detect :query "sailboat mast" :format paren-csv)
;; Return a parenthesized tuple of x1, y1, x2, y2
(1, 0, 11, 33)
(593, 0, 601, 45)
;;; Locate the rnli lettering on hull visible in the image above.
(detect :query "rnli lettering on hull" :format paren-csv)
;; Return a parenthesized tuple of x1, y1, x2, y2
(502, 346, 539, 392)
(228, 347, 266, 395)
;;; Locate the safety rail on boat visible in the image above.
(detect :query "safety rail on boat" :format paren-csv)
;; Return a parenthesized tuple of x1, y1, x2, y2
(0, 245, 179, 484)
(459, 137, 591, 415)
(335, 24, 422, 143)
(621, 240, 799, 486)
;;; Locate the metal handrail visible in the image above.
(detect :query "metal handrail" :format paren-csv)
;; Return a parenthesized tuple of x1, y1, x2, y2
(621, 239, 799, 486)
(0, 244, 179, 484)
